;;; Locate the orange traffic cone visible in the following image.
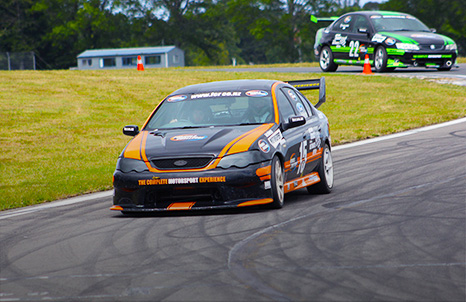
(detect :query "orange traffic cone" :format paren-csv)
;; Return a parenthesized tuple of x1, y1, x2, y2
(362, 54, 372, 74)
(137, 55, 144, 71)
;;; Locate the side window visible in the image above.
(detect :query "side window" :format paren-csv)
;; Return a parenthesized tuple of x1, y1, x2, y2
(282, 88, 309, 118)
(351, 15, 370, 33)
(276, 90, 296, 123)
(333, 15, 353, 32)
(297, 92, 314, 116)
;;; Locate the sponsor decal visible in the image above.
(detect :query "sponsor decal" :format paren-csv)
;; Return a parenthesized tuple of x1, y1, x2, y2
(343, 16, 352, 23)
(264, 181, 271, 189)
(332, 34, 348, 47)
(190, 91, 241, 99)
(411, 34, 435, 39)
(264, 129, 274, 138)
(296, 103, 305, 113)
(289, 153, 298, 171)
(258, 139, 271, 153)
(246, 90, 269, 97)
(287, 90, 297, 100)
(372, 34, 387, 43)
(170, 134, 207, 141)
(268, 129, 283, 148)
(167, 95, 188, 102)
(382, 15, 407, 19)
(139, 176, 226, 186)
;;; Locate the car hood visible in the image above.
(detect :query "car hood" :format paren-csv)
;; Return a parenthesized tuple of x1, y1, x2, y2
(123, 124, 275, 160)
(379, 31, 455, 45)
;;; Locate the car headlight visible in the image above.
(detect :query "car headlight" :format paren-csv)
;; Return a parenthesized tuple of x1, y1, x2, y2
(445, 43, 457, 51)
(116, 157, 149, 172)
(217, 151, 266, 169)
(396, 43, 420, 50)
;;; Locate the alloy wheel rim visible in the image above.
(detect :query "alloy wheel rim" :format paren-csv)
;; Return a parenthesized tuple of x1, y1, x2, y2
(320, 49, 330, 69)
(324, 148, 334, 188)
(275, 160, 284, 203)
(375, 49, 383, 69)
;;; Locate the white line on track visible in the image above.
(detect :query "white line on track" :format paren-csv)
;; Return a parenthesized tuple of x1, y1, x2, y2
(1, 117, 465, 220)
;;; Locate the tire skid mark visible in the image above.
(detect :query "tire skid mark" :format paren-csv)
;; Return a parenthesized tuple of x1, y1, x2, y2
(227, 174, 465, 301)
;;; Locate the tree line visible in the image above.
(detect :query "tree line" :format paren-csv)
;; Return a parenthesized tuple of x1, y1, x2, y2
(1, 0, 465, 69)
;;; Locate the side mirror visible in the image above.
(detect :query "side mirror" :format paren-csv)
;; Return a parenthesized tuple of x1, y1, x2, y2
(283, 116, 306, 131)
(123, 125, 139, 136)
(430, 28, 437, 33)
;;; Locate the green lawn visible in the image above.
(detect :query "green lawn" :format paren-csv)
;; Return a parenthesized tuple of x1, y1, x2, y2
(1, 69, 465, 210)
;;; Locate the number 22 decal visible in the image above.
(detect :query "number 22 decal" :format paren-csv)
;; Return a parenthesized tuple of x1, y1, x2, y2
(349, 40, 360, 57)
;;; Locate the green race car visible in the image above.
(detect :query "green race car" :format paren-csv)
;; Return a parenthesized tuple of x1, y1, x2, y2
(312, 11, 458, 72)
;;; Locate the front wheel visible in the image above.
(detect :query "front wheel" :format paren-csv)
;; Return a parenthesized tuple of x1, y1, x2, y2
(319, 46, 338, 72)
(374, 46, 389, 73)
(269, 156, 285, 209)
(307, 144, 334, 194)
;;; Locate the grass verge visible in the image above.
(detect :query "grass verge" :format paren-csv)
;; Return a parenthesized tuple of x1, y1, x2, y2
(1, 69, 465, 210)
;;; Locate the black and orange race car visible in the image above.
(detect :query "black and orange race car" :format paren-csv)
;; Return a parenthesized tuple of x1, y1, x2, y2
(111, 78, 333, 213)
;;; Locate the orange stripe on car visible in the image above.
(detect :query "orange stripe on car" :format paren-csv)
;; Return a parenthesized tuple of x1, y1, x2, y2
(271, 82, 280, 124)
(256, 165, 271, 181)
(167, 202, 196, 210)
(226, 123, 274, 155)
(306, 148, 323, 163)
(237, 198, 274, 207)
(123, 132, 144, 160)
(284, 172, 321, 193)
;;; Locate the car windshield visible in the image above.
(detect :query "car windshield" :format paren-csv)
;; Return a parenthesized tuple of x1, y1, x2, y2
(145, 91, 275, 130)
(371, 15, 430, 32)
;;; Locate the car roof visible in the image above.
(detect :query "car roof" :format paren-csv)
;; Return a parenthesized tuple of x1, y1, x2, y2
(171, 79, 282, 94)
(343, 10, 413, 17)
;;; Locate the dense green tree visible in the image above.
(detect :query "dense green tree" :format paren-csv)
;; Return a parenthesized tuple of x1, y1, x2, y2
(1, 0, 463, 68)
(380, 0, 466, 56)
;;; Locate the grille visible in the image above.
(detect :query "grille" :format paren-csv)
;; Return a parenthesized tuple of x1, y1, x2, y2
(418, 44, 444, 51)
(151, 157, 213, 170)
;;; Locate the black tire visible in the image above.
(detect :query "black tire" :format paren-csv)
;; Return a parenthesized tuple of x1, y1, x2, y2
(438, 66, 452, 71)
(269, 156, 285, 209)
(319, 46, 338, 72)
(307, 144, 334, 194)
(374, 46, 389, 73)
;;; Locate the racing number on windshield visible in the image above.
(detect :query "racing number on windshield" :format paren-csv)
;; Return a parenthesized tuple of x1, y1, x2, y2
(349, 40, 360, 57)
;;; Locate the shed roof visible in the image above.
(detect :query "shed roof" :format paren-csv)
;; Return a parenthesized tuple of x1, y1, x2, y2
(77, 46, 178, 58)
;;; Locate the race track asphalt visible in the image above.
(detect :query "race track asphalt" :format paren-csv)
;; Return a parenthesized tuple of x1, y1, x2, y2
(1, 119, 465, 301)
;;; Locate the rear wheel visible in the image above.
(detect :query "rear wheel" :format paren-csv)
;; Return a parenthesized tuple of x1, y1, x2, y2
(307, 144, 333, 194)
(270, 156, 285, 209)
(319, 46, 338, 72)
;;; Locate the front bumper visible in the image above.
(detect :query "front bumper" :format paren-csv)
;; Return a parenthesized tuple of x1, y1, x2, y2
(386, 49, 457, 69)
(112, 161, 273, 212)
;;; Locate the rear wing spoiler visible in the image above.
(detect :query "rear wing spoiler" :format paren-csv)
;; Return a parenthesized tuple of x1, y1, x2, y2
(286, 78, 326, 109)
(310, 15, 338, 23)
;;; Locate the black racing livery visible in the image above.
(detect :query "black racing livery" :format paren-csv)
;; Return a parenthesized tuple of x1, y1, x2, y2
(111, 78, 333, 213)
(313, 11, 458, 72)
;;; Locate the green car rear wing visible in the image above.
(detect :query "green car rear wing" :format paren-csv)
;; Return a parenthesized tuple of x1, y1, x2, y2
(310, 15, 338, 23)
(286, 78, 326, 109)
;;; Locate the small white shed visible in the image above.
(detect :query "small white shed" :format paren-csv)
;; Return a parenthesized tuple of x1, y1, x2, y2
(76, 46, 184, 70)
